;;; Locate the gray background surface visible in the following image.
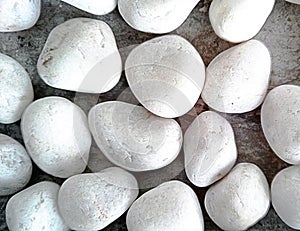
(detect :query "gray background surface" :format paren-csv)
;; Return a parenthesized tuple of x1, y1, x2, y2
(0, 0, 299, 230)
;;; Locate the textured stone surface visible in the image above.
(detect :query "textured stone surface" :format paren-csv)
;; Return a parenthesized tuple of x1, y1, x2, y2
(0, 0, 299, 230)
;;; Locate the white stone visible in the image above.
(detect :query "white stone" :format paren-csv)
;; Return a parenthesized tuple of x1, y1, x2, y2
(285, 0, 300, 4)
(6, 181, 69, 231)
(58, 167, 138, 231)
(271, 165, 300, 230)
(261, 85, 300, 165)
(118, 0, 200, 34)
(201, 40, 271, 114)
(37, 18, 122, 93)
(209, 0, 275, 43)
(184, 111, 237, 187)
(205, 163, 270, 230)
(125, 35, 205, 118)
(62, 0, 117, 15)
(0, 134, 32, 196)
(126, 180, 204, 231)
(21, 96, 91, 178)
(0, 0, 41, 32)
(88, 101, 182, 171)
(0, 53, 34, 124)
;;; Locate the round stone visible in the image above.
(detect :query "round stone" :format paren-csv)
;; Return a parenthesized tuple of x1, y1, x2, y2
(62, 0, 117, 15)
(0, 53, 34, 124)
(0, 134, 32, 196)
(21, 96, 91, 178)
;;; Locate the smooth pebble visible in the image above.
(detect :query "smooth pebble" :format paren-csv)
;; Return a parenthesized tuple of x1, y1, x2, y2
(201, 40, 271, 113)
(21, 96, 91, 178)
(285, 0, 300, 4)
(261, 85, 300, 165)
(58, 167, 138, 231)
(6, 181, 69, 231)
(271, 165, 300, 230)
(126, 180, 204, 231)
(125, 35, 205, 118)
(118, 0, 200, 33)
(88, 101, 182, 171)
(37, 18, 122, 93)
(62, 0, 117, 15)
(184, 111, 237, 187)
(0, 134, 32, 196)
(0, 53, 34, 124)
(0, 0, 41, 32)
(205, 163, 270, 230)
(209, 0, 275, 43)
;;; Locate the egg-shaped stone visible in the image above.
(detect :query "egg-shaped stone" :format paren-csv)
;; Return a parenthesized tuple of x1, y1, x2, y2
(125, 35, 205, 118)
(118, 0, 200, 34)
(209, 0, 275, 43)
(201, 40, 271, 113)
(205, 163, 270, 230)
(0, 0, 41, 32)
(62, 0, 117, 15)
(0, 134, 32, 196)
(126, 180, 204, 231)
(21, 96, 91, 178)
(88, 101, 182, 171)
(261, 85, 300, 165)
(271, 165, 300, 230)
(285, 0, 300, 4)
(184, 111, 237, 187)
(0, 53, 34, 124)
(58, 167, 138, 231)
(37, 18, 122, 93)
(6, 181, 69, 231)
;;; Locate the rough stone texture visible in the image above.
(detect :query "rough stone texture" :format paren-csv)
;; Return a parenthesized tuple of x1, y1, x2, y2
(0, 0, 299, 230)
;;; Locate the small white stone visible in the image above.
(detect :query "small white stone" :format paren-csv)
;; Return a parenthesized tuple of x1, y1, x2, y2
(58, 167, 139, 231)
(88, 101, 182, 171)
(6, 181, 69, 231)
(0, 53, 34, 124)
(271, 165, 300, 230)
(21, 96, 91, 178)
(37, 18, 122, 93)
(0, 0, 41, 32)
(285, 0, 300, 4)
(261, 85, 300, 165)
(201, 40, 271, 114)
(209, 0, 275, 43)
(205, 163, 270, 231)
(126, 180, 204, 231)
(118, 0, 199, 33)
(0, 134, 32, 196)
(62, 0, 117, 15)
(184, 111, 237, 187)
(125, 35, 205, 118)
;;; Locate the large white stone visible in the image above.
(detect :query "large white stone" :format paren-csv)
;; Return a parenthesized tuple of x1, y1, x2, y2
(205, 163, 270, 230)
(6, 181, 69, 231)
(261, 85, 300, 165)
(126, 180, 204, 231)
(184, 111, 237, 187)
(201, 40, 271, 113)
(0, 134, 32, 196)
(21, 96, 91, 178)
(37, 18, 122, 93)
(209, 0, 275, 43)
(285, 0, 300, 4)
(58, 167, 138, 231)
(0, 53, 34, 124)
(0, 0, 41, 32)
(88, 101, 182, 171)
(271, 165, 300, 230)
(62, 0, 117, 15)
(125, 35, 205, 118)
(118, 0, 200, 34)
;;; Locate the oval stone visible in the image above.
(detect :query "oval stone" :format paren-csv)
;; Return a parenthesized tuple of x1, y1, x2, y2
(62, 0, 117, 15)
(184, 111, 237, 187)
(125, 35, 205, 118)
(58, 167, 138, 230)
(88, 101, 182, 171)
(21, 96, 91, 178)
